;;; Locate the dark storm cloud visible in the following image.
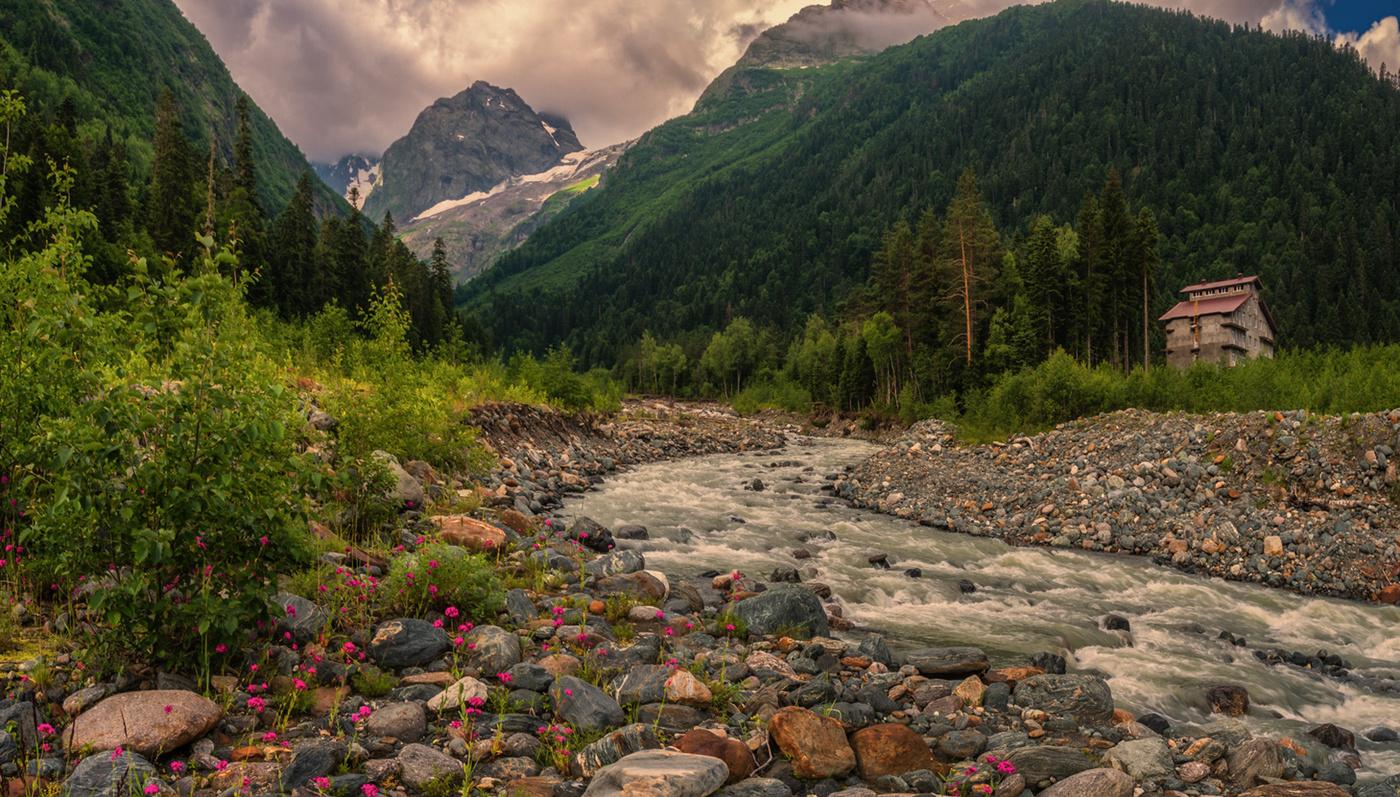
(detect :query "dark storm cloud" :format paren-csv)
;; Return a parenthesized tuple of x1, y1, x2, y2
(172, 0, 1398, 162)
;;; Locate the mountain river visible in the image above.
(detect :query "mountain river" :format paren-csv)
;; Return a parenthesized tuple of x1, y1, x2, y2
(562, 434, 1400, 777)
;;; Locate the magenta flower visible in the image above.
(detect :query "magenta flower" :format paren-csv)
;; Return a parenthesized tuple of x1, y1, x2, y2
(362, 785, 378, 797)
(144, 784, 159, 795)
(170, 761, 185, 773)
(37, 723, 54, 734)
(111, 747, 125, 759)
(164, 705, 173, 715)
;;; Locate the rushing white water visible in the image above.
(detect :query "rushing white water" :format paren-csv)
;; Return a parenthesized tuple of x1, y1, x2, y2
(563, 435, 1400, 776)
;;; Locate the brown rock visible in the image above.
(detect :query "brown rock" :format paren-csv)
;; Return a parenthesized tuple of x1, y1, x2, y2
(431, 515, 507, 552)
(1112, 709, 1135, 724)
(665, 670, 713, 709)
(1264, 535, 1284, 557)
(537, 654, 581, 678)
(1206, 685, 1250, 716)
(1239, 785, 1351, 797)
(1227, 738, 1285, 788)
(984, 667, 1044, 688)
(953, 676, 985, 708)
(499, 509, 533, 533)
(768, 706, 856, 779)
(848, 723, 938, 779)
(1178, 761, 1211, 782)
(1380, 584, 1400, 604)
(313, 687, 349, 717)
(677, 729, 755, 784)
(209, 762, 280, 792)
(230, 746, 263, 762)
(923, 694, 965, 717)
(400, 672, 457, 687)
(70, 690, 222, 758)
(502, 776, 562, 797)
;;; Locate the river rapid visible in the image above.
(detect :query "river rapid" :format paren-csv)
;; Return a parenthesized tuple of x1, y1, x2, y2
(562, 434, 1400, 777)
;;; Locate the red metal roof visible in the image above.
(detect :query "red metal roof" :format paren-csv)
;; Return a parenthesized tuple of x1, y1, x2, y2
(1158, 294, 1249, 322)
(1180, 275, 1261, 294)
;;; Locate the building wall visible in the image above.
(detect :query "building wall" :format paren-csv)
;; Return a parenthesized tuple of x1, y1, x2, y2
(1164, 294, 1275, 369)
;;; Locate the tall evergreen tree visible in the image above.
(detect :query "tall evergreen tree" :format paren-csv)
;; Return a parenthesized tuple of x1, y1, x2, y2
(1133, 207, 1161, 372)
(146, 88, 197, 261)
(936, 167, 1002, 364)
(271, 170, 318, 315)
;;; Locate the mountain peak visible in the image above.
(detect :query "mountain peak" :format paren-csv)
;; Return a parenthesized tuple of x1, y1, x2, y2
(362, 82, 584, 223)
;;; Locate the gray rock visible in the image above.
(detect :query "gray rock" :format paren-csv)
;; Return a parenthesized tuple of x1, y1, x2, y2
(1226, 738, 1285, 788)
(477, 757, 541, 780)
(1036, 768, 1134, 797)
(551, 675, 626, 733)
(1012, 674, 1115, 726)
(1004, 745, 1095, 786)
(1103, 737, 1173, 780)
(1357, 775, 1400, 797)
(278, 741, 347, 791)
(904, 647, 990, 677)
(718, 778, 792, 797)
(508, 662, 555, 693)
(585, 549, 646, 578)
(272, 592, 328, 645)
(373, 451, 426, 508)
(504, 589, 538, 625)
(937, 729, 987, 759)
(463, 625, 523, 674)
(612, 666, 670, 705)
(61, 752, 161, 797)
(576, 723, 665, 777)
(582, 750, 728, 797)
(616, 525, 650, 540)
(856, 634, 892, 668)
(368, 618, 449, 669)
(730, 584, 829, 638)
(364, 702, 427, 742)
(0, 702, 46, 747)
(397, 743, 463, 791)
(0, 731, 15, 766)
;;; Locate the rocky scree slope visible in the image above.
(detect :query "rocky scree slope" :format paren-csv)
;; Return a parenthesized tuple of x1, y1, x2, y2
(842, 409, 1400, 603)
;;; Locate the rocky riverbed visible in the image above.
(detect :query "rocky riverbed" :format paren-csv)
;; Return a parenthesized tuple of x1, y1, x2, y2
(841, 409, 1400, 604)
(5, 402, 1399, 797)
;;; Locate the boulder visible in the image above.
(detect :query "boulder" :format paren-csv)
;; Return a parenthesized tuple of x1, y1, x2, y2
(363, 702, 426, 742)
(397, 744, 463, 791)
(272, 592, 328, 645)
(666, 670, 713, 709)
(1004, 745, 1095, 786)
(69, 690, 222, 758)
(368, 618, 450, 669)
(767, 706, 856, 780)
(432, 515, 507, 552)
(731, 584, 829, 638)
(677, 729, 756, 784)
(904, 647, 990, 677)
(585, 550, 646, 578)
(278, 740, 347, 791)
(613, 666, 671, 705)
(1103, 737, 1173, 780)
(61, 751, 161, 797)
(1012, 674, 1115, 726)
(1227, 738, 1285, 788)
(848, 724, 938, 779)
(373, 451, 426, 508)
(550, 675, 626, 733)
(577, 724, 666, 778)
(463, 624, 523, 674)
(1307, 723, 1355, 749)
(1036, 768, 1134, 797)
(1206, 685, 1251, 716)
(597, 571, 670, 602)
(581, 750, 728, 797)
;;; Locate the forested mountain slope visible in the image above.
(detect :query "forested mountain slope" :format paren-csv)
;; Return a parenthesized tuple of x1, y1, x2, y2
(458, 0, 1400, 366)
(0, 0, 343, 214)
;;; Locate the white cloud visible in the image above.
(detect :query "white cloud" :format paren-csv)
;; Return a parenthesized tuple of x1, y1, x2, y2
(1335, 15, 1400, 76)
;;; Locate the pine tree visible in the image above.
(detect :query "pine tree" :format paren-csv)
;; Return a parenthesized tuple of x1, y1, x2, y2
(271, 170, 318, 315)
(147, 88, 197, 261)
(936, 167, 1002, 364)
(1098, 168, 1133, 372)
(1133, 207, 1161, 372)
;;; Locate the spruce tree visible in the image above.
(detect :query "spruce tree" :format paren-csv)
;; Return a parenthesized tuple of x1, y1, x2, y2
(147, 88, 197, 262)
(936, 167, 1002, 364)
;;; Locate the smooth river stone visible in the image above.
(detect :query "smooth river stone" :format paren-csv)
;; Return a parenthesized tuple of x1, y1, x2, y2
(903, 647, 989, 677)
(70, 690, 222, 757)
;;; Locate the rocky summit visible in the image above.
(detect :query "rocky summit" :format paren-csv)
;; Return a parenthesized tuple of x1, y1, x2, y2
(842, 408, 1400, 603)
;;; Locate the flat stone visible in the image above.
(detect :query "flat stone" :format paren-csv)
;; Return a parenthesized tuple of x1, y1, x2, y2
(768, 706, 856, 780)
(63, 685, 112, 717)
(1103, 737, 1173, 780)
(581, 750, 728, 797)
(70, 691, 222, 758)
(1036, 768, 1134, 797)
(848, 724, 937, 779)
(717, 778, 792, 797)
(397, 743, 463, 791)
(1004, 745, 1095, 786)
(431, 515, 506, 551)
(904, 647, 989, 677)
(278, 740, 347, 792)
(425, 676, 488, 714)
(1240, 784, 1352, 796)
(577, 724, 666, 778)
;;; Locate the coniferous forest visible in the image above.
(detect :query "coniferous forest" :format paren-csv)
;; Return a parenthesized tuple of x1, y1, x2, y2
(458, 0, 1400, 417)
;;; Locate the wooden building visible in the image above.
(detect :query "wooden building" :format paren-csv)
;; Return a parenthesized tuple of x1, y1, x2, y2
(1159, 274, 1277, 369)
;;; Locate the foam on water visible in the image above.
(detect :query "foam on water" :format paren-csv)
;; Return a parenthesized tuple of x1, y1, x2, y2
(563, 435, 1400, 776)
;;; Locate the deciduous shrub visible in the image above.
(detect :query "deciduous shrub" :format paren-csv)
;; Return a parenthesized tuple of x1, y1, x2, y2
(386, 543, 504, 621)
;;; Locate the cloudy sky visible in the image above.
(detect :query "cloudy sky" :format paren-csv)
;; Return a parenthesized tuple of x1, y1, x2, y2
(170, 0, 1400, 162)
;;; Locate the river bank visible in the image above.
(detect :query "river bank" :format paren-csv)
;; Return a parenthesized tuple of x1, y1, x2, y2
(841, 408, 1400, 605)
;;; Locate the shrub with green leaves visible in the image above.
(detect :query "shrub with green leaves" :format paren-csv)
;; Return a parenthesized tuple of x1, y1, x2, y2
(386, 543, 504, 621)
(1, 162, 312, 668)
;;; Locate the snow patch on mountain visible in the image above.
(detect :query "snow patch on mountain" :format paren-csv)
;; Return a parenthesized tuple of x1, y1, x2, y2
(412, 149, 593, 222)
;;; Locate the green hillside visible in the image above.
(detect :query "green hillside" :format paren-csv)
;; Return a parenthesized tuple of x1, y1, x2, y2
(0, 0, 342, 214)
(458, 0, 1400, 367)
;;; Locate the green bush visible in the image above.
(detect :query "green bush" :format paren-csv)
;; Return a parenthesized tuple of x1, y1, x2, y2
(385, 543, 504, 622)
(1, 168, 312, 668)
(733, 378, 812, 415)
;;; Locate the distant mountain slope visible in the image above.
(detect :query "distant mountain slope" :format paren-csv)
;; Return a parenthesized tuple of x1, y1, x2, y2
(0, 0, 343, 215)
(362, 81, 585, 225)
(397, 142, 628, 282)
(459, 0, 1400, 364)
